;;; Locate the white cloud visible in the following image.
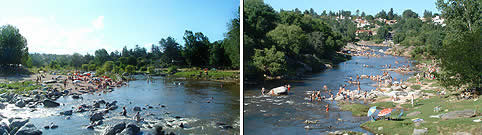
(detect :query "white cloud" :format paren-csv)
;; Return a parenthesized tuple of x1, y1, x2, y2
(0, 16, 110, 55)
(92, 16, 104, 30)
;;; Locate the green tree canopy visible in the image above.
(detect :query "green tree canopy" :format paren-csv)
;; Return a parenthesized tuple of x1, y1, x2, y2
(0, 25, 28, 65)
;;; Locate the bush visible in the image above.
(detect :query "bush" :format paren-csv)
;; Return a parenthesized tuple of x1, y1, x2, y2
(125, 65, 136, 74)
(410, 85, 421, 90)
(168, 66, 178, 74)
(147, 66, 156, 74)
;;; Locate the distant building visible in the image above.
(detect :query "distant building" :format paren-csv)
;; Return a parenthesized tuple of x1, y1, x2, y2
(355, 30, 374, 36)
(432, 16, 445, 26)
(354, 18, 370, 28)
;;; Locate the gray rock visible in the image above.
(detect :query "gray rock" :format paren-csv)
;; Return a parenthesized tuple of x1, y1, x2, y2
(43, 99, 60, 107)
(413, 128, 428, 135)
(441, 109, 476, 120)
(454, 132, 472, 135)
(107, 105, 118, 110)
(15, 100, 26, 108)
(153, 124, 165, 135)
(0, 122, 9, 135)
(9, 118, 29, 132)
(60, 110, 73, 115)
(0, 103, 6, 109)
(14, 124, 42, 135)
(407, 111, 421, 117)
(90, 112, 104, 122)
(103, 122, 126, 135)
(119, 123, 140, 135)
(72, 95, 80, 99)
(133, 106, 141, 111)
(334, 96, 344, 101)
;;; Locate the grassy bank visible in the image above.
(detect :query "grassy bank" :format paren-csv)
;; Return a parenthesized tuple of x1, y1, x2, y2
(170, 69, 239, 81)
(361, 97, 481, 134)
(0, 81, 42, 94)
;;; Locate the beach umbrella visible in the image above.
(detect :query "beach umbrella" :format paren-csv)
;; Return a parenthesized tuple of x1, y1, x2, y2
(378, 108, 394, 117)
(367, 106, 377, 117)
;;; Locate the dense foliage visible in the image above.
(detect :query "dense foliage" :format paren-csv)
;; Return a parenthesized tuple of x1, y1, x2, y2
(244, 0, 348, 80)
(0, 25, 28, 66)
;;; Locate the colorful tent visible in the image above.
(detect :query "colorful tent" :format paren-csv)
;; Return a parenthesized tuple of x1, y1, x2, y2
(378, 108, 394, 117)
(367, 106, 377, 117)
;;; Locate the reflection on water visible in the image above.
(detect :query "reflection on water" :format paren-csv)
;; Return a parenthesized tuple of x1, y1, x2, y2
(1, 77, 240, 135)
(244, 46, 413, 134)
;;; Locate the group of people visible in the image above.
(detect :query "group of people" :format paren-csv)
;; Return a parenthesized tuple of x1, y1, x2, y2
(121, 106, 143, 122)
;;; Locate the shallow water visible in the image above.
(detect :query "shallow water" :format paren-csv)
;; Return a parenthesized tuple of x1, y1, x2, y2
(1, 77, 240, 135)
(243, 46, 413, 134)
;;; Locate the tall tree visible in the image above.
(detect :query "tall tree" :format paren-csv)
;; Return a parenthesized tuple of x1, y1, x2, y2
(182, 30, 210, 67)
(94, 49, 110, 66)
(159, 36, 181, 65)
(0, 25, 28, 65)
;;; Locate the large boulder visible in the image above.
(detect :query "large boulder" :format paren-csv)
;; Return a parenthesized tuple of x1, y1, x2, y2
(60, 110, 73, 115)
(153, 124, 165, 135)
(15, 100, 26, 108)
(43, 100, 60, 107)
(133, 106, 141, 111)
(119, 123, 140, 135)
(103, 122, 126, 135)
(90, 112, 104, 122)
(14, 124, 42, 135)
(8, 118, 29, 132)
(441, 109, 476, 120)
(0, 122, 9, 135)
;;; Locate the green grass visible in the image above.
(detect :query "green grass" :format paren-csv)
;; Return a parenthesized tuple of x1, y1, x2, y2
(339, 103, 370, 117)
(172, 69, 239, 80)
(361, 97, 482, 134)
(371, 101, 396, 109)
(411, 85, 422, 90)
(0, 81, 42, 94)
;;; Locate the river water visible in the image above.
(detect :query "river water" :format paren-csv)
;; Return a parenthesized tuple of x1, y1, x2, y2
(243, 46, 413, 134)
(1, 77, 240, 134)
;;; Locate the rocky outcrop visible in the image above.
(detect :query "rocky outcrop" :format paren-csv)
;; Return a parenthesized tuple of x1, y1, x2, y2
(441, 109, 476, 120)
(59, 110, 73, 115)
(90, 112, 104, 122)
(43, 100, 60, 107)
(103, 122, 126, 135)
(119, 123, 140, 135)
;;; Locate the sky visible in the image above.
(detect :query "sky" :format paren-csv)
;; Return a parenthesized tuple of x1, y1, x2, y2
(0, 0, 239, 55)
(265, 0, 440, 17)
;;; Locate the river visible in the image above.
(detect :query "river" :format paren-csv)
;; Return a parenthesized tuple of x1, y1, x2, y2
(1, 77, 240, 134)
(243, 46, 413, 134)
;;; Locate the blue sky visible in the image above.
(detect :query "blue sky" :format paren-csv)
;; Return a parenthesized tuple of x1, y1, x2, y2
(265, 0, 439, 17)
(0, 0, 239, 55)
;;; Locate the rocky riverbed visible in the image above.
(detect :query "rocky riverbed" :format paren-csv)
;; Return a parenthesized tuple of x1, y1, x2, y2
(0, 76, 240, 134)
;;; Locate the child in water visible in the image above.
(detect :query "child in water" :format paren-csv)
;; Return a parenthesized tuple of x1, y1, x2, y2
(325, 104, 329, 112)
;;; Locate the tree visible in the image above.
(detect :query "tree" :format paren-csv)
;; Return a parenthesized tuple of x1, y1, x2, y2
(435, 0, 481, 89)
(125, 65, 136, 74)
(376, 26, 389, 41)
(361, 12, 366, 18)
(94, 49, 109, 66)
(252, 46, 286, 77)
(267, 24, 307, 57)
(182, 30, 210, 67)
(0, 25, 28, 66)
(70, 53, 82, 68)
(423, 10, 433, 21)
(244, 0, 278, 60)
(223, 11, 240, 69)
(436, 0, 480, 32)
(402, 9, 419, 19)
(121, 46, 130, 57)
(209, 41, 225, 67)
(376, 10, 387, 19)
(103, 61, 114, 73)
(82, 64, 89, 71)
(388, 8, 394, 20)
(159, 36, 181, 65)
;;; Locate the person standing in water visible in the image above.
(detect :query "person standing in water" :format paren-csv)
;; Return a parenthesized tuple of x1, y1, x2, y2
(121, 106, 127, 116)
(287, 84, 291, 92)
(261, 87, 265, 95)
(325, 104, 329, 112)
(134, 112, 141, 122)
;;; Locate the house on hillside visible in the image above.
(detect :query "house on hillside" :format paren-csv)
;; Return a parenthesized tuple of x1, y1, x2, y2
(354, 18, 370, 28)
(432, 16, 445, 26)
(355, 30, 374, 36)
